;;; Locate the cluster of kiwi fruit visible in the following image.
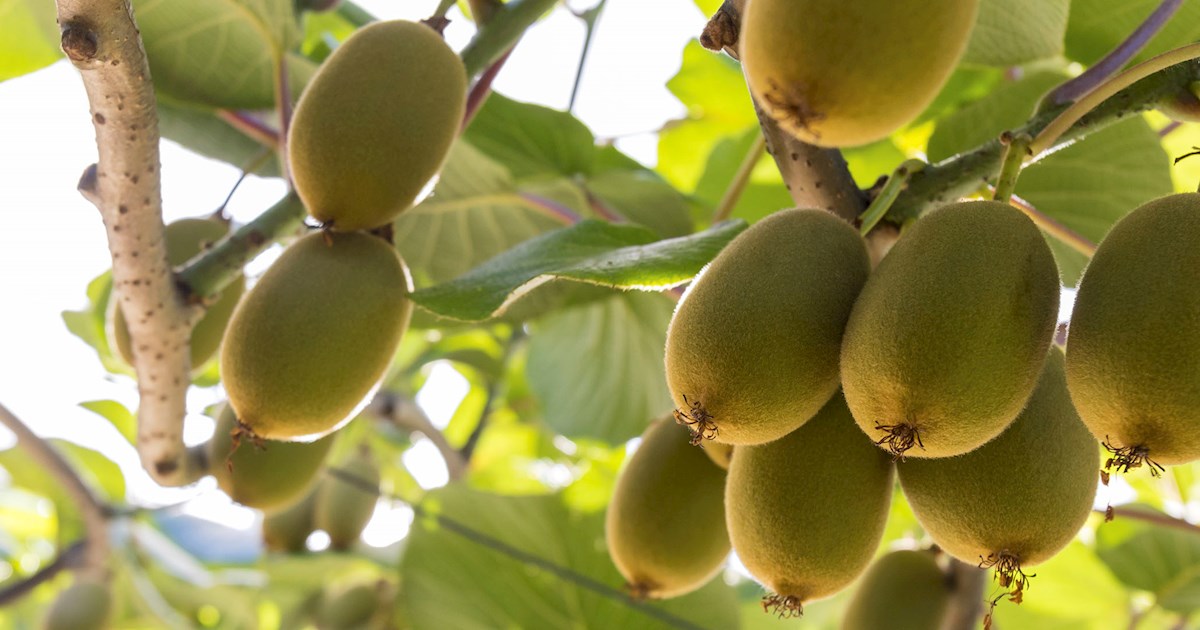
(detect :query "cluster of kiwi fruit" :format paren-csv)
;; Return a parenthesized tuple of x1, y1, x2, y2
(611, 187, 1200, 619)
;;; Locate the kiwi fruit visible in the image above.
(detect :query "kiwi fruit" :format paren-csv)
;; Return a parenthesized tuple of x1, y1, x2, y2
(841, 549, 950, 630)
(841, 200, 1060, 458)
(43, 578, 112, 630)
(221, 231, 413, 440)
(314, 581, 382, 629)
(288, 20, 467, 231)
(726, 392, 893, 617)
(740, 0, 979, 147)
(898, 349, 1098, 599)
(701, 441, 733, 470)
(1066, 192, 1200, 471)
(315, 453, 381, 550)
(209, 403, 335, 511)
(263, 488, 318, 553)
(665, 208, 870, 446)
(111, 217, 244, 371)
(605, 418, 730, 599)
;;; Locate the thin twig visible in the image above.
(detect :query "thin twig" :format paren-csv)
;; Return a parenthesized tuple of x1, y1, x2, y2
(369, 393, 467, 482)
(464, 49, 512, 128)
(567, 0, 608, 112)
(712, 134, 766, 223)
(56, 0, 203, 487)
(324, 467, 706, 630)
(0, 541, 87, 606)
(460, 0, 558, 79)
(1004, 193, 1097, 257)
(0, 405, 109, 583)
(461, 330, 525, 460)
(215, 110, 280, 150)
(1049, 0, 1184, 106)
(993, 132, 1033, 204)
(1101, 507, 1200, 534)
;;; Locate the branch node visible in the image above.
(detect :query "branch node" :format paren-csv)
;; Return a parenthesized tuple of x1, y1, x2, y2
(61, 22, 99, 62)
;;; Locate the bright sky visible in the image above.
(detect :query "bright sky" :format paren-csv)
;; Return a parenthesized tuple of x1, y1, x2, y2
(0, 0, 706, 544)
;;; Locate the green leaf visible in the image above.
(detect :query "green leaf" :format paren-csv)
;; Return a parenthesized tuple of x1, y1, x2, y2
(1065, 0, 1200, 67)
(400, 486, 740, 630)
(526, 293, 676, 444)
(464, 92, 596, 179)
(79, 400, 137, 446)
(1016, 117, 1174, 285)
(1096, 505, 1200, 612)
(963, 0, 1070, 66)
(0, 0, 60, 82)
(410, 220, 745, 322)
(393, 141, 566, 285)
(927, 71, 1067, 162)
(991, 538, 1130, 629)
(53, 441, 125, 502)
(157, 95, 280, 176)
(584, 169, 694, 238)
(61, 271, 130, 375)
(659, 42, 758, 192)
(133, 0, 311, 109)
(692, 127, 796, 224)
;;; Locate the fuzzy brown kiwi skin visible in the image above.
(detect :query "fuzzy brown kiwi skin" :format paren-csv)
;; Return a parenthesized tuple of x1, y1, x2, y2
(841, 549, 951, 630)
(605, 419, 729, 599)
(1066, 192, 1200, 470)
(288, 20, 466, 231)
(315, 454, 381, 550)
(665, 208, 870, 446)
(841, 199, 1060, 459)
(263, 488, 318, 553)
(726, 392, 894, 617)
(898, 349, 1098, 597)
(220, 231, 413, 441)
(43, 579, 113, 630)
(209, 403, 336, 512)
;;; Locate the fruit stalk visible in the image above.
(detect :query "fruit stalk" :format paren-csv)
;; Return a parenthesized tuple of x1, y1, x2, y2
(55, 0, 205, 486)
(1046, 0, 1184, 106)
(0, 405, 110, 585)
(176, 193, 307, 301)
(888, 58, 1200, 224)
(460, 0, 560, 79)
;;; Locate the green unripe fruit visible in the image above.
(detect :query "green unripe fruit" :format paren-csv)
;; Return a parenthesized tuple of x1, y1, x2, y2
(1067, 192, 1200, 469)
(111, 218, 244, 371)
(221, 231, 413, 440)
(726, 393, 893, 616)
(605, 419, 730, 599)
(315, 455, 381, 550)
(43, 579, 112, 630)
(899, 350, 1098, 592)
(741, 0, 979, 147)
(841, 200, 1060, 458)
(841, 550, 950, 630)
(701, 441, 733, 471)
(314, 581, 382, 629)
(665, 209, 870, 445)
(288, 20, 467, 231)
(209, 404, 335, 511)
(263, 488, 318, 553)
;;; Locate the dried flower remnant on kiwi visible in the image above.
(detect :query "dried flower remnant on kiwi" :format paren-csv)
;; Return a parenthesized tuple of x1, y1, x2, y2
(761, 594, 804, 619)
(872, 420, 924, 460)
(673, 395, 717, 445)
(981, 551, 1035, 629)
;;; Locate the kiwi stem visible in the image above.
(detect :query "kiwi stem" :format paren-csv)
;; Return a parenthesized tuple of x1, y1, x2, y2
(370, 392, 467, 481)
(334, 1, 377, 27)
(567, 0, 608, 112)
(1030, 43, 1200, 157)
(0, 404, 111, 585)
(1002, 193, 1097, 257)
(56, 0, 210, 488)
(215, 110, 281, 150)
(699, 0, 745, 55)
(324, 466, 708, 629)
(1100, 506, 1200, 534)
(272, 52, 293, 188)
(992, 132, 1032, 204)
(1046, 0, 1183, 107)
(888, 58, 1200, 225)
(178, 193, 308, 301)
(0, 540, 87, 606)
(460, 0, 559, 79)
(713, 134, 767, 223)
(939, 560, 988, 630)
(433, 0, 458, 20)
(859, 159, 926, 236)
